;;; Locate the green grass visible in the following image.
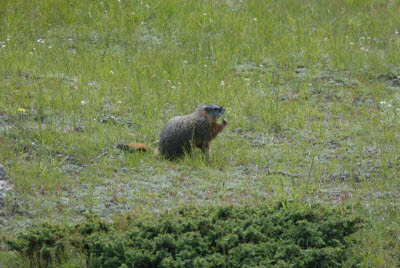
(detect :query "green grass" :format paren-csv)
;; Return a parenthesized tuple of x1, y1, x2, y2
(1, 0, 400, 266)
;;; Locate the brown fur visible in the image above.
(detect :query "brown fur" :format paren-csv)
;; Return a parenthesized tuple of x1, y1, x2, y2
(117, 143, 149, 152)
(158, 105, 227, 159)
(118, 105, 227, 160)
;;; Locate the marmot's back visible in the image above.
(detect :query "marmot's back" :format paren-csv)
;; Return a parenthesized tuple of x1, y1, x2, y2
(159, 105, 227, 160)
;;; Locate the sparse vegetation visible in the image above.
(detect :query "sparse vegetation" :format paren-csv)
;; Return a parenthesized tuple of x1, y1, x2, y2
(1, 0, 400, 266)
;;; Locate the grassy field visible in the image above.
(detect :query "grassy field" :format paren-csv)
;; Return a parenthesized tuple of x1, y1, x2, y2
(0, 0, 400, 266)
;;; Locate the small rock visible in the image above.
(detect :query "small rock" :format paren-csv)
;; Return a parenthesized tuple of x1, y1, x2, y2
(0, 163, 5, 180)
(391, 79, 400, 87)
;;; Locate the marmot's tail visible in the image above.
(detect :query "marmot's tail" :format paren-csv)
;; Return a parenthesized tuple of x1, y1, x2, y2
(117, 143, 149, 152)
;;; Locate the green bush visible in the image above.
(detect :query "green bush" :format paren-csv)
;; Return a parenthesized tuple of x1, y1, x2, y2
(4, 204, 362, 267)
(4, 223, 69, 267)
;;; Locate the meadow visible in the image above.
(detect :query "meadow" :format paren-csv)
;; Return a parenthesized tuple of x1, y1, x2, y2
(0, 0, 400, 266)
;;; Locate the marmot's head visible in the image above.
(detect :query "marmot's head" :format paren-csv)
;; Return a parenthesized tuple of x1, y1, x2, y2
(197, 105, 225, 119)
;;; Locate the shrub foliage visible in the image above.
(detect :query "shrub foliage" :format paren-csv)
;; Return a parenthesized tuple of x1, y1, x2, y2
(5, 204, 362, 267)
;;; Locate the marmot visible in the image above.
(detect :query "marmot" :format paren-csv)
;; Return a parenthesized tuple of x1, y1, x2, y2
(159, 104, 227, 159)
(118, 105, 228, 160)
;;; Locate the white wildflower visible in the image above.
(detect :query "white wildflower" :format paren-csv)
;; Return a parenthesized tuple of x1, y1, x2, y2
(380, 101, 386, 104)
(308, 83, 312, 86)
(145, 4, 150, 8)
(110, 71, 114, 74)
(253, 18, 257, 21)
(81, 101, 87, 105)
(171, 86, 176, 89)
(204, 65, 207, 68)
(324, 37, 328, 41)
(202, 13, 207, 16)
(183, 60, 188, 64)
(350, 42, 353, 45)
(244, 78, 250, 81)
(48, 45, 52, 48)
(221, 80, 225, 86)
